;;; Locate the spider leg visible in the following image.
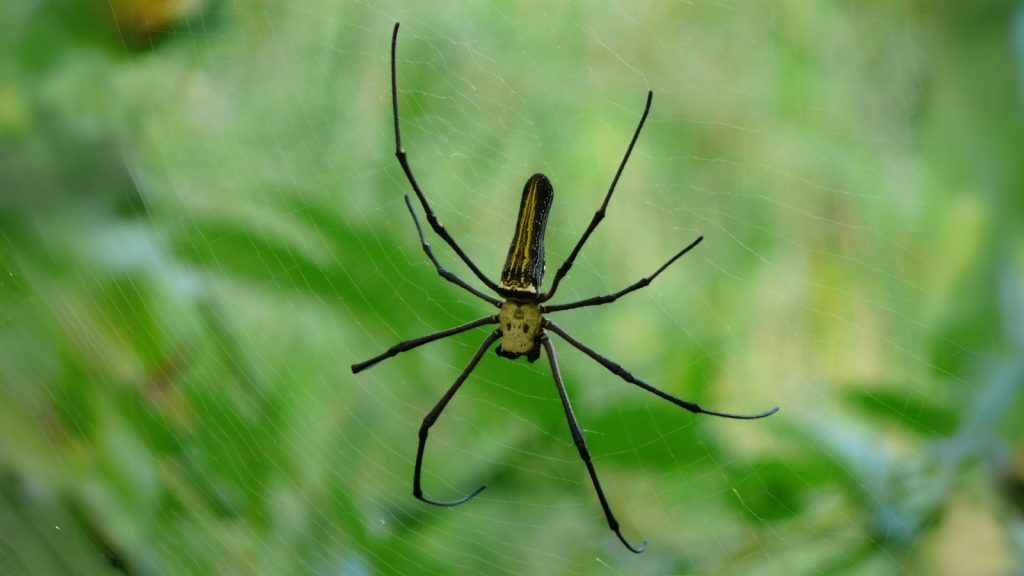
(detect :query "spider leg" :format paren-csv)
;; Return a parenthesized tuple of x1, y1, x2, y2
(414, 330, 500, 506)
(351, 315, 498, 374)
(545, 321, 779, 420)
(542, 236, 703, 313)
(391, 23, 501, 294)
(539, 91, 653, 304)
(404, 196, 502, 307)
(541, 336, 648, 553)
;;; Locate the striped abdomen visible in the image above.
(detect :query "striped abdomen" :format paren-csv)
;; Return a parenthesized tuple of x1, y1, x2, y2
(498, 174, 554, 301)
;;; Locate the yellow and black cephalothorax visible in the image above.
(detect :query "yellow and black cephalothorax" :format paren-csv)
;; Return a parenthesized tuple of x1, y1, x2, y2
(498, 174, 554, 301)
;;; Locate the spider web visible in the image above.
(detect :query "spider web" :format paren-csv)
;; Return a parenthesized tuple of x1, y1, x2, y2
(4, 0, 1017, 575)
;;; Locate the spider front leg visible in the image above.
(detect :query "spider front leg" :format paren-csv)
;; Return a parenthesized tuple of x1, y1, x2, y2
(540, 335, 648, 554)
(351, 315, 498, 373)
(391, 23, 501, 294)
(414, 331, 500, 506)
(404, 195, 502, 307)
(539, 91, 653, 303)
(542, 235, 704, 313)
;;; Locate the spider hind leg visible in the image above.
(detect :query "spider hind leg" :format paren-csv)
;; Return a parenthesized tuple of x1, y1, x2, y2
(541, 336, 648, 553)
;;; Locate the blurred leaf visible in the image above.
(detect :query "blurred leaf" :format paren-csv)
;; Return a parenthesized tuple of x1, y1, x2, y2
(845, 387, 958, 437)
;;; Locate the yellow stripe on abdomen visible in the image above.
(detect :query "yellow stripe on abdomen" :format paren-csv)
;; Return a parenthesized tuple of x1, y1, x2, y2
(499, 174, 554, 298)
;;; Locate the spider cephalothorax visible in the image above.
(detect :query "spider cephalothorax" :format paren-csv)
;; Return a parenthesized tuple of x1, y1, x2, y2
(495, 300, 543, 361)
(351, 22, 778, 554)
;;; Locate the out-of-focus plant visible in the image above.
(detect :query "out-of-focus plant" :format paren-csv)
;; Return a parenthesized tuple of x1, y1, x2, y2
(1, 0, 1022, 575)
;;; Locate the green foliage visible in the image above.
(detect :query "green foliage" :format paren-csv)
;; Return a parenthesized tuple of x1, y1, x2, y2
(1, 1, 1022, 575)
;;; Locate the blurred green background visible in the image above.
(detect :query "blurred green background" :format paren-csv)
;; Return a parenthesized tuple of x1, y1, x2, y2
(2, 0, 1023, 574)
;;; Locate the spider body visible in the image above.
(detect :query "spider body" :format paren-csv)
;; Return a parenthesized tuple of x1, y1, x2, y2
(352, 23, 778, 554)
(494, 173, 554, 361)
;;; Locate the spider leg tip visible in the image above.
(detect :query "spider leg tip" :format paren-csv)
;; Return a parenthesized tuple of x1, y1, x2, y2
(614, 529, 648, 554)
(351, 359, 380, 374)
(416, 485, 486, 507)
(743, 406, 780, 419)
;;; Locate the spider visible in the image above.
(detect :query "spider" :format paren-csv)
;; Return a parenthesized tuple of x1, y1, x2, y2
(352, 22, 779, 554)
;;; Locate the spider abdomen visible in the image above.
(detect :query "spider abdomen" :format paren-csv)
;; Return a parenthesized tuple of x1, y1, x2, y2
(498, 174, 553, 301)
(496, 301, 542, 360)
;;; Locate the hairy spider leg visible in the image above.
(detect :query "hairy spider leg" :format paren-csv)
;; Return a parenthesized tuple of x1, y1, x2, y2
(351, 315, 498, 374)
(544, 320, 779, 420)
(541, 336, 648, 553)
(405, 196, 502, 307)
(539, 90, 654, 303)
(542, 235, 704, 313)
(391, 22, 500, 293)
(413, 331, 500, 506)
